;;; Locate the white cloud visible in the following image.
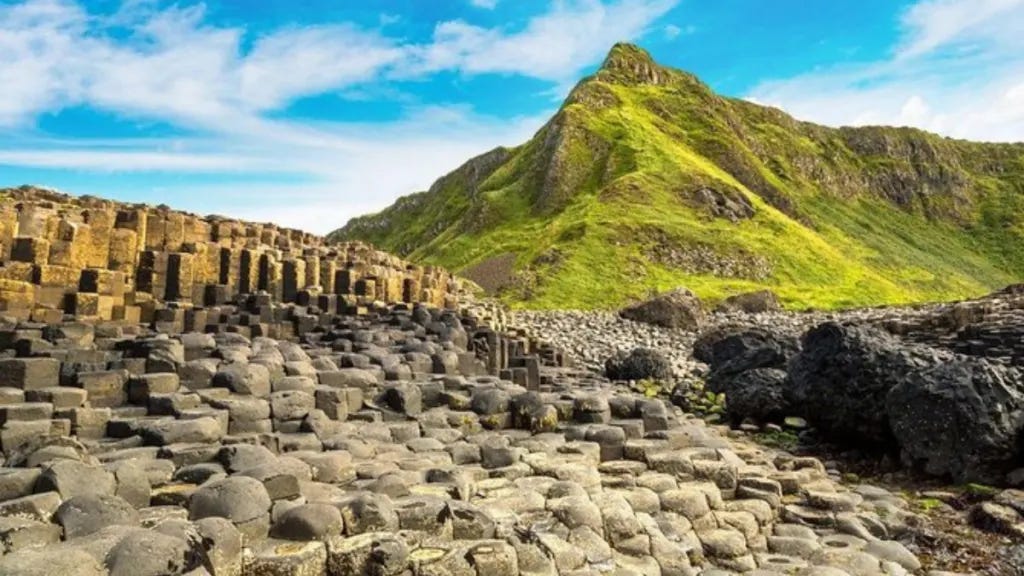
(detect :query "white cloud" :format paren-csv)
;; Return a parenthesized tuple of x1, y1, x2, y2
(238, 25, 405, 112)
(0, 0, 676, 232)
(0, 149, 262, 172)
(898, 0, 1024, 58)
(409, 0, 676, 81)
(0, 0, 677, 129)
(2, 106, 550, 233)
(470, 0, 499, 9)
(746, 0, 1024, 142)
(663, 23, 693, 40)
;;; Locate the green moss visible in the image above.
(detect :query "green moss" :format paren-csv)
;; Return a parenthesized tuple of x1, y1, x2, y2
(755, 430, 801, 451)
(332, 44, 1024, 311)
(964, 483, 1000, 499)
(917, 498, 944, 513)
(632, 379, 666, 398)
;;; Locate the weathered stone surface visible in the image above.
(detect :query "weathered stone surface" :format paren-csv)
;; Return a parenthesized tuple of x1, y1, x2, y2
(54, 493, 140, 539)
(189, 476, 272, 524)
(105, 528, 197, 576)
(36, 460, 116, 499)
(0, 547, 106, 576)
(271, 503, 344, 541)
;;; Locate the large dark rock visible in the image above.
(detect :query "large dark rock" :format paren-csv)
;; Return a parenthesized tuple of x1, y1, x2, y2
(618, 288, 705, 330)
(605, 348, 673, 382)
(716, 368, 790, 424)
(704, 327, 799, 382)
(692, 323, 748, 364)
(787, 322, 938, 447)
(887, 358, 1024, 483)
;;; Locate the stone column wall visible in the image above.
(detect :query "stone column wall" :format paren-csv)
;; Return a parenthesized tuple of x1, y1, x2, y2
(0, 187, 459, 322)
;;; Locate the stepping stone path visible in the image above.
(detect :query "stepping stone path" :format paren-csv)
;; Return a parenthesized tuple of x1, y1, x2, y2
(0, 296, 943, 576)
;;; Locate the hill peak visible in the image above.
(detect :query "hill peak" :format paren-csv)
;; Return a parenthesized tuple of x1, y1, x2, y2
(597, 42, 667, 85)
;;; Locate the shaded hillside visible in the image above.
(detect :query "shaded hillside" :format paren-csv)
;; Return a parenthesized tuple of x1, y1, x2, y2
(332, 43, 1024, 310)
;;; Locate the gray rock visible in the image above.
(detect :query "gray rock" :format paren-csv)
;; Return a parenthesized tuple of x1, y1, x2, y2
(105, 459, 152, 509)
(703, 327, 799, 381)
(140, 417, 223, 446)
(379, 383, 422, 415)
(470, 388, 511, 415)
(270, 390, 315, 420)
(188, 476, 271, 524)
(0, 547, 106, 575)
(195, 517, 243, 576)
(105, 529, 197, 576)
(36, 460, 115, 500)
(271, 503, 344, 541)
(55, 494, 140, 539)
(217, 444, 278, 473)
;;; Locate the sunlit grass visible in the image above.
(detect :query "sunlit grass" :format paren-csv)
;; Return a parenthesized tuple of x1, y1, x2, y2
(333, 48, 1024, 310)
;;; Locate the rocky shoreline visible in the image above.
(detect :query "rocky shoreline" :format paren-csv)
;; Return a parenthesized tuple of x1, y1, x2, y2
(0, 292, 968, 575)
(0, 184, 1020, 574)
(512, 289, 1024, 569)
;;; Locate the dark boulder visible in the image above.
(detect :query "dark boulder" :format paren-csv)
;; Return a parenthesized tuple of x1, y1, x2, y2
(787, 322, 939, 447)
(619, 288, 705, 330)
(704, 327, 799, 382)
(692, 323, 748, 364)
(605, 348, 673, 382)
(887, 358, 1024, 483)
(715, 368, 790, 424)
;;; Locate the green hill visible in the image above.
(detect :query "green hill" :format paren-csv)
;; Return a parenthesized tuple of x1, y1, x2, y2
(330, 43, 1024, 310)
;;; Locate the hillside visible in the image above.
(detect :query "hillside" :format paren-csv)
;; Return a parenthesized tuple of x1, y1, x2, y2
(331, 43, 1024, 310)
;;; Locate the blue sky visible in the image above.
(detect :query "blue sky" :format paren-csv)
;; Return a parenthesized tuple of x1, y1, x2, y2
(1, 0, 1022, 233)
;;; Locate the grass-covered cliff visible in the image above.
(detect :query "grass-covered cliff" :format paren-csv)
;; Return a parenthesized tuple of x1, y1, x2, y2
(331, 43, 1024, 310)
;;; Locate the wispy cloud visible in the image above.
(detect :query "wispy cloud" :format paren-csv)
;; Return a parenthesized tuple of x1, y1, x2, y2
(746, 0, 1024, 142)
(0, 0, 677, 232)
(0, 0, 676, 129)
(897, 0, 1024, 58)
(405, 0, 676, 81)
(663, 23, 694, 40)
(469, 0, 499, 9)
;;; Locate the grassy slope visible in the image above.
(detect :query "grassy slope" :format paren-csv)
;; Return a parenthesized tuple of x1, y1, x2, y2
(334, 45, 1024, 310)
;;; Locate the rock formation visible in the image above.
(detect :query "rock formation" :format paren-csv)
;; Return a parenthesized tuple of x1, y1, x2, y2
(0, 188, 943, 574)
(0, 186, 458, 324)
